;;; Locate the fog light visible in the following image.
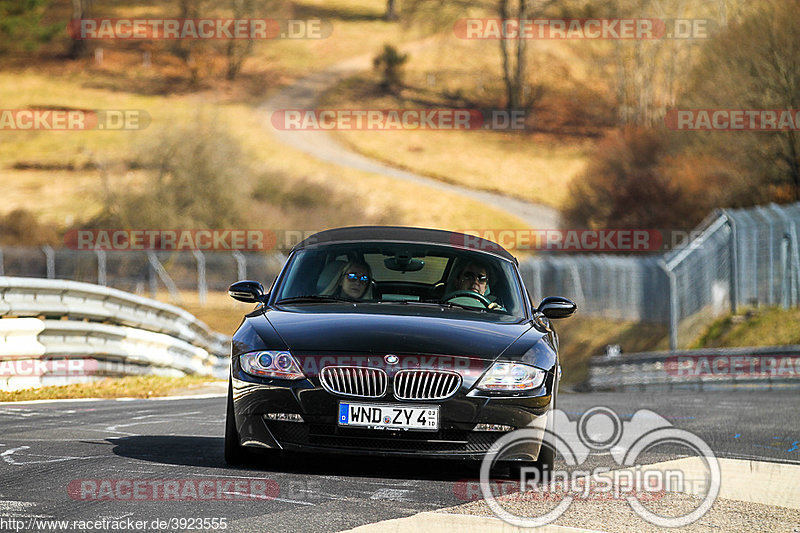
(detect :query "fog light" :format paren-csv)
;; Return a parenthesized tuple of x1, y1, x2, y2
(264, 413, 304, 422)
(473, 423, 514, 432)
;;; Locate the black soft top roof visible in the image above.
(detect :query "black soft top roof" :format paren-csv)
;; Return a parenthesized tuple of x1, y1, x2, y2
(292, 226, 517, 263)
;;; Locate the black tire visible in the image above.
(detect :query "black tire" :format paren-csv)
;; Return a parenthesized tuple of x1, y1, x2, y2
(534, 389, 558, 483)
(534, 442, 554, 483)
(224, 379, 249, 465)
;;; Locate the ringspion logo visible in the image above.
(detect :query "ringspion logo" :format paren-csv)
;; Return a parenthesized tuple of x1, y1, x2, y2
(454, 479, 665, 502)
(480, 407, 720, 528)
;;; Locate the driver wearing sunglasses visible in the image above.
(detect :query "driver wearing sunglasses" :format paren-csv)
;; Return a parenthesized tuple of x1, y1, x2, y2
(338, 260, 372, 300)
(456, 262, 489, 294)
(454, 261, 503, 310)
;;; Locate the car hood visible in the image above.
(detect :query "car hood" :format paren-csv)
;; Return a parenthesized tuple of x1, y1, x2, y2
(261, 305, 532, 359)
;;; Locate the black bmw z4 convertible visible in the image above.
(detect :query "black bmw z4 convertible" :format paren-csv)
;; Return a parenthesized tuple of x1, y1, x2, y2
(225, 226, 576, 471)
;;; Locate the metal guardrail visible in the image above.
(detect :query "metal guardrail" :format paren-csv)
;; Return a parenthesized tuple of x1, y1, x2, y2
(0, 276, 230, 391)
(589, 345, 800, 391)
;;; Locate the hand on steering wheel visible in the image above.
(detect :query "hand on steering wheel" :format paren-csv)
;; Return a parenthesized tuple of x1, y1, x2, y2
(443, 290, 491, 307)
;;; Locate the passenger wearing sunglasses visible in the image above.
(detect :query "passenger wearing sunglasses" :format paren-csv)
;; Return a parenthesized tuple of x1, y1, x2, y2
(337, 260, 373, 300)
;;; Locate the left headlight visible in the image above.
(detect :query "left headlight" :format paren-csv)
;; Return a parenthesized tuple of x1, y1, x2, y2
(239, 350, 305, 380)
(475, 362, 546, 391)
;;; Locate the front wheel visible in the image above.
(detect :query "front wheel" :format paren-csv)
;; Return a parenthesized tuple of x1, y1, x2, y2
(535, 391, 558, 482)
(224, 379, 250, 465)
(534, 442, 555, 483)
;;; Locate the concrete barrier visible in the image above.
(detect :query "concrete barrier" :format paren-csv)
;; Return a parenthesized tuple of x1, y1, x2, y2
(589, 345, 800, 391)
(0, 277, 230, 391)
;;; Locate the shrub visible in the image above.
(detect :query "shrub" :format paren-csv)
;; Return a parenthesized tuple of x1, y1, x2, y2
(562, 128, 714, 232)
(0, 209, 59, 246)
(95, 116, 246, 230)
(373, 44, 408, 94)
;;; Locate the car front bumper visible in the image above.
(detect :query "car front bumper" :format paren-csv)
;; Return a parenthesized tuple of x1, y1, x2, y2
(230, 371, 555, 461)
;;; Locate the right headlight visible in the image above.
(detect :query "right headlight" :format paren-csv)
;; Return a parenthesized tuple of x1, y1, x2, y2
(239, 350, 305, 380)
(475, 362, 546, 391)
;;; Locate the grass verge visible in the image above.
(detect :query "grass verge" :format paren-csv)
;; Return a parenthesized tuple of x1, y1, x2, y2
(0, 375, 224, 402)
(691, 307, 800, 348)
(558, 306, 800, 387)
(556, 317, 669, 387)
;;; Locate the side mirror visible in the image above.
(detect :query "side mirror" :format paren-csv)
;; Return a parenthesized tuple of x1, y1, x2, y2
(229, 280, 266, 303)
(537, 296, 576, 319)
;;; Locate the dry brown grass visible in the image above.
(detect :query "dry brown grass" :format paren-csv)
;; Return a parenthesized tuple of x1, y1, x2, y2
(0, 70, 526, 237)
(556, 317, 669, 386)
(319, 37, 605, 209)
(0, 375, 222, 402)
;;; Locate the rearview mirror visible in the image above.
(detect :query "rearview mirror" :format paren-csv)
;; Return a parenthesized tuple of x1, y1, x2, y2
(537, 296, 576, 319)
(229, 280, 266, 303)
(384, 251, 424, 272)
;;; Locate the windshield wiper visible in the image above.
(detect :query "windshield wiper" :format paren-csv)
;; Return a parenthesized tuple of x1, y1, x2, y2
(376, 299, 435, 305)
(275, 295, 356, 304)
(377, 299, 485, 312)
(438, 301, 486, 312)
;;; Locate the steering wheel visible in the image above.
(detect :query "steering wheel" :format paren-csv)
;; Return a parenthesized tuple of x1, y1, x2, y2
(443, 290, 491, 307)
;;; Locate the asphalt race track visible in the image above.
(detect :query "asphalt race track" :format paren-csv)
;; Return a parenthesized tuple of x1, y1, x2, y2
(1, 391, 797, 532)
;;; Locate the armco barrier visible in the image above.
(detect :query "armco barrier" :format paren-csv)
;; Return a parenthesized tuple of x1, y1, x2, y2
(0, 277, 230, 391)
(589, 345, 800, 391)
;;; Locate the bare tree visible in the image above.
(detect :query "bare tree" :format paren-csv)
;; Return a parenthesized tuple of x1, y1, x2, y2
(224, 0, 257, 80)
(684, 0, 800, 201)
(67, 0, 92, 59)
(404, 0, 553, 111)
(588, 0, 748, 126)
(168, 0, 259, 82)
(386, 0, 398, 21)
(169, 0, 206, 84)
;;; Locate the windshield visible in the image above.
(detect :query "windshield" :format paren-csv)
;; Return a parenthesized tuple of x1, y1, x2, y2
(273, 242, 525, 318)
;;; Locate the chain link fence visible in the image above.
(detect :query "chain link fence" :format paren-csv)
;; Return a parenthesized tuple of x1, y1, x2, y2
(519, 255, 669, 322)
(1, 202, 798, 348)
(519, 202, 800, 348)
(0, 247, 286, 305)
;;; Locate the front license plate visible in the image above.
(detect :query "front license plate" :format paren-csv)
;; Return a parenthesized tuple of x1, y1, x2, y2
(338, 402, 439, 431)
